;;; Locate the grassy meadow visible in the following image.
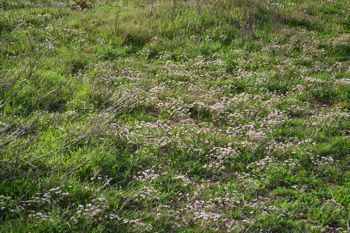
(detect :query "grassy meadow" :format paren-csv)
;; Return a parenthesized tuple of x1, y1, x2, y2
(1, 0, 350, 232)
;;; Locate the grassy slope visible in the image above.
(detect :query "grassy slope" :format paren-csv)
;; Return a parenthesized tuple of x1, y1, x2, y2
(1, 0, 350, 232)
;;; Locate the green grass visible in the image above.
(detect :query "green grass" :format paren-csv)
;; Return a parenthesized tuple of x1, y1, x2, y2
(1, 0, 350, 232)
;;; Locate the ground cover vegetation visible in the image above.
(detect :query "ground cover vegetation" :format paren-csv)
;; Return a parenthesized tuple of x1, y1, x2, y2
(1, 0, 350, 232)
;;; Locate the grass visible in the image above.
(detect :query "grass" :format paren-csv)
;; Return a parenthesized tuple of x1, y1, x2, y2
(1, 0, 350, 232)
